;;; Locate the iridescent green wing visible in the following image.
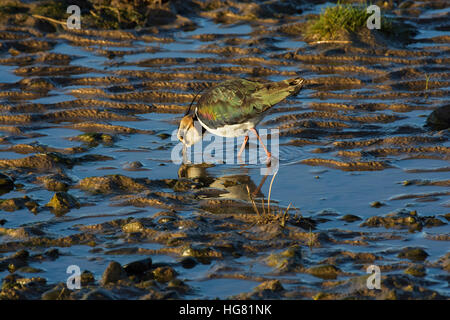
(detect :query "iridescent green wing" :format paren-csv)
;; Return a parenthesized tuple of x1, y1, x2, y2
(195, 79, 268, 129)
(196, 78, 303, 129)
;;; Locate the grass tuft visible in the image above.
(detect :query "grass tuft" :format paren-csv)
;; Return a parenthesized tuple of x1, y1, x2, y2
(305, 2, 393, 41)
(246, 171, 297, 228)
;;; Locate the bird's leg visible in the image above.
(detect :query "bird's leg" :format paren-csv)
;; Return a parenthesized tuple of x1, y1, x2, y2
(237, 135, 249, 158)
(250, 128, 271, 158)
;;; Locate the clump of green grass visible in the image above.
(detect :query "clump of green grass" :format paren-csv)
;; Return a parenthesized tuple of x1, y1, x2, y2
(305, 2, 393, 41)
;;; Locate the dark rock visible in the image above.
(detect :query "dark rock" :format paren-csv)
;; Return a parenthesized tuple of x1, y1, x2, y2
(152, 266, 177, 282)
(398, 247, 429, 262)
(45, 248, 60, 259)
(180, 257, 197, 269)
(266, 245, 302, 273)
(423, 217, 446, 227)
(361, 209, 444, 231)
(306, 264, 341, 280)
(123, 258, 152, 276)
(12, 250, 29, 260)
(340, 214, 362, 222)
(77, 174, 148, 194)
(254, 279, 284, 292)
(167, 279, 189, 293)
(81, 270, 95, 286)
(123, 161, 144, 170)
(0, 250, 30, 272)
(0, 173, 14, 195)
(101, 261, 126, 285)
(370, 201, 385, 208)
(41, 283, 68, 300)
(122, 220, 145, 233)
(404, 265, 426, 277)
(426, 105, 450, 130)
(37, 174, 72, 192)
(0, 196, 32, 212)
(46, 192, 80, 214)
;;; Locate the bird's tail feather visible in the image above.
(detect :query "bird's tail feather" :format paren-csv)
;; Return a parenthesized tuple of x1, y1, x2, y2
(258, 77, 305, 108)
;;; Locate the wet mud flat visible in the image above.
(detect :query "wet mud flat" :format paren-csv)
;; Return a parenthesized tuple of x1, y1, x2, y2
(0, 0, 449, 299)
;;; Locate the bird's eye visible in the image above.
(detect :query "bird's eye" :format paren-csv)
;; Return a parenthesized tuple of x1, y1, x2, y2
(179, 136, 184, 141)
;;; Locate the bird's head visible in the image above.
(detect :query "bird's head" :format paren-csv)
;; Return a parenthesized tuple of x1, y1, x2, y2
(177, 114, 203, 147)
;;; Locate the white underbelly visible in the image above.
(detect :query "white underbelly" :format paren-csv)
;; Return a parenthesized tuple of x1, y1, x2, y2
(196, 112, 260, 138)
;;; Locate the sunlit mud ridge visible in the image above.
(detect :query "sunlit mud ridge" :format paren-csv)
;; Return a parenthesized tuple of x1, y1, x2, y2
(0, 0, 449, 300)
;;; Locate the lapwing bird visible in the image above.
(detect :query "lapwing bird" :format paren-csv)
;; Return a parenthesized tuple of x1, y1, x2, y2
(177, 77, 305, 158)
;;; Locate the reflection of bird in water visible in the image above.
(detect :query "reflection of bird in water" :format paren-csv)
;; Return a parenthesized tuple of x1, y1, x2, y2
(210, 175, 265, 201)
(177, 164, 267, 201)
(177, 77, 304, 158)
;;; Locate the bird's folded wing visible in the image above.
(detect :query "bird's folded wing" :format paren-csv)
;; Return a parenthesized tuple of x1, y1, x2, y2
(196, 79, 270, 129)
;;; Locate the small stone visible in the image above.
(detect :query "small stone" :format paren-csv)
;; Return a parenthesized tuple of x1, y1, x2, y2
(398, 247, 429, 262)
(340, 214, 362, 222)
(423, 217, 446, 227)
(123, 258, 152, 275)
(12, 249, 29, 260)
(37, 174, 72, 192)
(0, 173, 14, 195)
(0, 196, 30, 212)
(157, 133, 171, 140)
(306, 264, 341, 280)
(122, 220, 145, 233)
(15, 277, 46, 286)
(180, 257, 197, 269)
(426, 105, 450, 130)
(101, 261, 126, 285)
(41, 284, 68, 300)
(45, 248, 60, 259)
(81, 270, 95, 286)
(370, 201, 385, 208)
(17, 266, 43, 273)
(181, 245, 216, 259)
(46, 192, 80, 214)
(167, 279, 189, 293)
(45, 180, 69, 192)
(404, 265, 426, 277)
(152, 266, 177, 282)
(75, 133, 114, 146)
(158, 217, 175, 224)
(254, 280, 284, 292)
(77, 174, 148, 194)
(123, 161, 144, 170)
(361, 209, 425, 230)
(266, 245, 302, 272)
